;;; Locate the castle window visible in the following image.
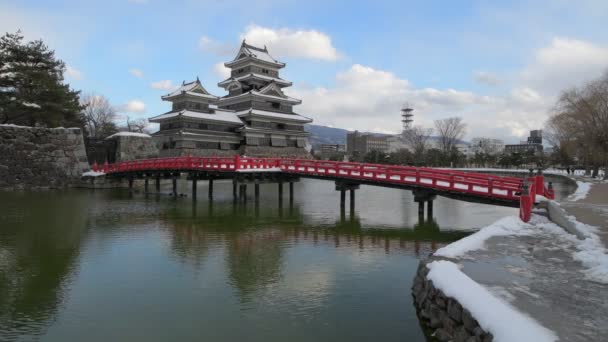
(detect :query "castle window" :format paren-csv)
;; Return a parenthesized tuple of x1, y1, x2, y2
(270, 102, 280, 109)
(195, 103, 201, 110)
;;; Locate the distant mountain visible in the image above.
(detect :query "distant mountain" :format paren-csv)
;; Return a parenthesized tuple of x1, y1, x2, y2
(305, 124, 348, 146)
(305, 124, 469, 147)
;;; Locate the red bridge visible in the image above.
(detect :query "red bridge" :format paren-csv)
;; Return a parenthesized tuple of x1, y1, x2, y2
(92, 156, 553, 222)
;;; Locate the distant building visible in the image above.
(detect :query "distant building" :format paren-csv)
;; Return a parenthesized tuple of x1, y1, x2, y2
(346, 131, 389, 157)
(315, 144, 346, 159)
(387, 135, 409, 153)
(149, 41, 312, 157)
(470, 137, 505, 155)
(504, 130, 543, 154)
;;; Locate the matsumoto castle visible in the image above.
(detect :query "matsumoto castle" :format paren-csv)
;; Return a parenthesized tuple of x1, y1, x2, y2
(149, 41, 313, 158)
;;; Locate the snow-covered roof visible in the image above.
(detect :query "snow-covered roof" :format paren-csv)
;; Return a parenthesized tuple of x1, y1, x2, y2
(218, 73, 292, 88)
(148, 109, 244, 125)
(221, 90, 301, 105)
(226, 41, 285, 67)
(161, 79, 218, 101)
(236, 109, 313, 123)
(105, 132, 151, 139)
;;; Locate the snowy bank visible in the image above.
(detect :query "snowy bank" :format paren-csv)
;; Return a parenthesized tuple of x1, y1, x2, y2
(82, 170, 105, 177)
(105, 132, 151, 139)
(435, 216, 535, 258)
(568, 181, 591, 202)
(427, 260, 557, 342)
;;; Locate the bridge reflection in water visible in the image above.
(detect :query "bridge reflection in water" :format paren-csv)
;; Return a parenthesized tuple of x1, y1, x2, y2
(0, 185, 472, 341)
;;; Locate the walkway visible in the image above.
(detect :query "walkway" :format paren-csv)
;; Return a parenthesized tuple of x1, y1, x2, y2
(423, 177, 608, 341)
(560, 179, 608, 247)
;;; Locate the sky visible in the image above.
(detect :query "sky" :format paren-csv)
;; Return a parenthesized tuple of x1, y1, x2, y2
(2, 0, 608, 143)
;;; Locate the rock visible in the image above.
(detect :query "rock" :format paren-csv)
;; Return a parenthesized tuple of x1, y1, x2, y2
(434, 328, 452, 342)
(448, 299, 463, 322)
(482, 332, 493, 342)
(453, 326, 471, 342)
(462, 308, 479, 333)
(473, 327, 485, 337)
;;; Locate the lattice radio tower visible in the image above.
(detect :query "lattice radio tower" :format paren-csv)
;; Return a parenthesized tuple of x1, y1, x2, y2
(401, 102, 414, 131)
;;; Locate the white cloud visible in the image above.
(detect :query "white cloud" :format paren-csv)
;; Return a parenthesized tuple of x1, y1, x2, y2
(129, 68, 144, 78)
(290, 64, 549, 142)
(213, 62, 231, 79)
(520, 37, 608, 94)
(241, 24, 340, 61)
(65, 65, 83, 80)
(474, 71, 503, 86)
(150, 80, 177, 91)
(121, 100, 146, 113)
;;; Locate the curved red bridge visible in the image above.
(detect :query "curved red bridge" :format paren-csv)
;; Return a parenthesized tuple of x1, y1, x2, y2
(92, 156, 553, 222)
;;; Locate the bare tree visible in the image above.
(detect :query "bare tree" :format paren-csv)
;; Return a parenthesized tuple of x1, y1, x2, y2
(81, 93, 117, 138)
(548, 71, 608, 178)
(125, 116, 149, 133)
(402, 126, 433, 161)
(434, 117, 467, 153)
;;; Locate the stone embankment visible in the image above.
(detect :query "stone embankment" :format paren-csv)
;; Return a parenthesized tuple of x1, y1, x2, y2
(412, 263, 493, 342)
(106, 132, 159, 162)
(0, 125, 89, 189)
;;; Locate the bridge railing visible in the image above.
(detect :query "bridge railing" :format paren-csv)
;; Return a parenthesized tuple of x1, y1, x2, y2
(93, 156, 555, 222)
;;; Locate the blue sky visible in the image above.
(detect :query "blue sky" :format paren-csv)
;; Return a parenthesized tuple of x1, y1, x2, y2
(2, 0, 608, 142)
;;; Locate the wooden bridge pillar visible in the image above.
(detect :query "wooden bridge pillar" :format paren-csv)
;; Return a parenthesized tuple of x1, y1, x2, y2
(192, 176, 197, 200)
(232, 179, 238, 202)
(255, 183, 260, 201)
(208, 178, 214, 200)
(239, 184, 247, 203)
(144, 177, 149, 193)
(413, 188, 437, 222)
(289, 182, 294, 205)
(155, 175, 160, 192)
(128, 177, 134, 191)
(350, 189, 355, 214)
(172, 176, 177, 197)
(427, 200, 433, 218)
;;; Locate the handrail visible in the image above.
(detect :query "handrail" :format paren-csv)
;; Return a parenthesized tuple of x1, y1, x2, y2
(91, 156, 555, 222)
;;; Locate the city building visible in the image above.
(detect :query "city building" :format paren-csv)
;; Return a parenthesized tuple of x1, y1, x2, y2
(346, 131, 389, 157)
(469, 137, 505, 155)
(149, 41, 313, 157)
(315, 144, 346, 160)
(504, 130, 543, 154)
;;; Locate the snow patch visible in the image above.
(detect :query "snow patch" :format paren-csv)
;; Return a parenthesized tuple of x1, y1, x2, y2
(82, 171, 105, 177)
(105, 132, 151, 139)
(434, 216, 534, 258)
(22, 102, 41, 108)
(427, 261, 557, 342)
(568, 181, 591, 202)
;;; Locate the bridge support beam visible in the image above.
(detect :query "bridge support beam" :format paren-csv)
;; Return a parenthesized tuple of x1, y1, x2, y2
(192, 176, 197, 201)
(155, 175, 160, 192)
(232, 179, 238, 202)
(128, 177, 134, 191)
(336, 181, 360, 219)
(144, 177, 149, 193)
(413, 188, 437, 222)
(172, 176, 177, 197)
(239, 184, 247, 203)
(289, 182, 294, 206)
(208, 178, 213, 200)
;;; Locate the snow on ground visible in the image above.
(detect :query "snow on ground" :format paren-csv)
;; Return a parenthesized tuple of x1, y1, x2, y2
(434, 216, 535, 258)
(82, 171, 105, 177)
(568, 181, 592, 202)
(105, 132, 151, 139)
(436, 213, 608, 284)
(427, 260, 558, 342)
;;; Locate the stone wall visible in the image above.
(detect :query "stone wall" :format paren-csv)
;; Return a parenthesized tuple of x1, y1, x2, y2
(0, 125, 89, 189)
(106, 133, 159, 162)
(412, 262, 494, 342)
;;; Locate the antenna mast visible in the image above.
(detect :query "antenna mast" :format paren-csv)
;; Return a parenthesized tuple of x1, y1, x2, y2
(401, 102, 414, 131)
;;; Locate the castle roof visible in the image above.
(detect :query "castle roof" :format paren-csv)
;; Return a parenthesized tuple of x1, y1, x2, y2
(218, 73, 292, 88)
(226, 41, 285, 68)
(148, 108, 243, 125)
(236, 108, 313, 123)
(162, 78, 218, 101)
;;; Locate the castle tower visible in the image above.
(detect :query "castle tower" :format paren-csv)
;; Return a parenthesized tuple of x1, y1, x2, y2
(401, 103, 414, 131)
(217, 41, 312, 154)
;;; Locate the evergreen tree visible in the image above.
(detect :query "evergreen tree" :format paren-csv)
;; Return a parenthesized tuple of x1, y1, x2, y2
(0, 31, 83, 127)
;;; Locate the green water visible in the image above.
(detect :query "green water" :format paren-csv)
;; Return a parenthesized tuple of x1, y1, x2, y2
(0, 178, 558, 341)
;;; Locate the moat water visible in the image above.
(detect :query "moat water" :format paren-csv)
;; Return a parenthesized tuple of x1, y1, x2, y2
(0, 177, 575, 341)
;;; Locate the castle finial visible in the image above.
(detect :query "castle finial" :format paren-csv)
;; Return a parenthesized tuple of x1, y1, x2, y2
(196, 76, 200, 82)
(182, 80, 185, 85)
(264, 45, 267, 51)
